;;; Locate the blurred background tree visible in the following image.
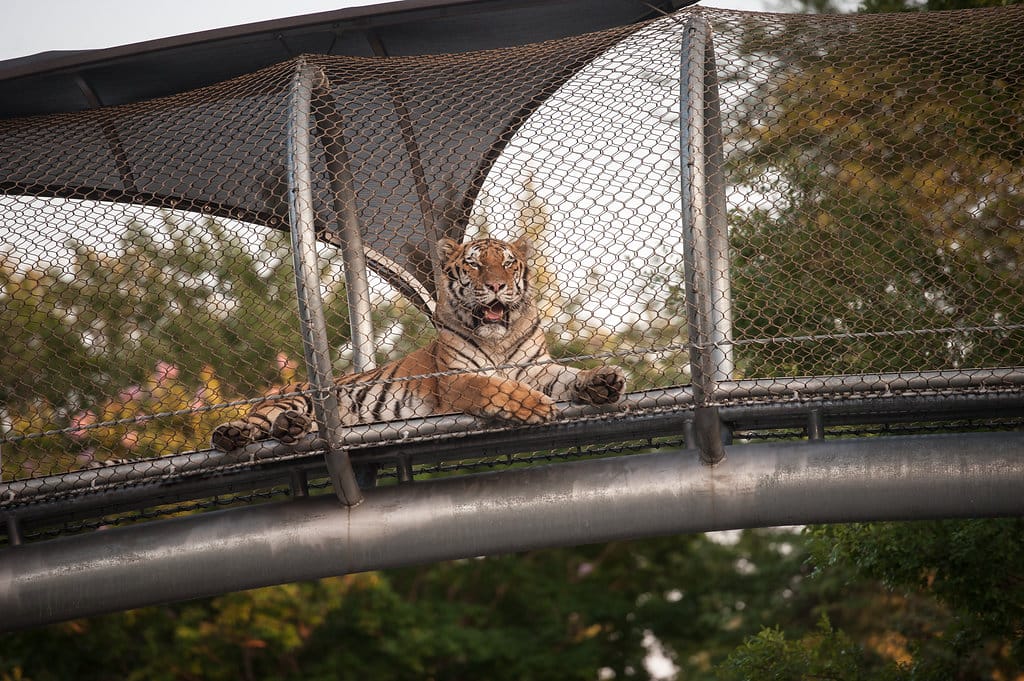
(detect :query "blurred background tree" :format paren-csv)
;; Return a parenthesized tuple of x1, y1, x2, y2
(0, 211, 427, 474)
(716, 0, 1024, 677)
(724, 0, 1024, 378)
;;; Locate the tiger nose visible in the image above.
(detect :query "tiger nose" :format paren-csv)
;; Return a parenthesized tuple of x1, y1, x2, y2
(484, 281, 506, 293)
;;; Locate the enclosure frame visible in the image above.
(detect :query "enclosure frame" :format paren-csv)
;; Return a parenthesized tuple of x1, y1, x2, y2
(2, 3, 1024, 630)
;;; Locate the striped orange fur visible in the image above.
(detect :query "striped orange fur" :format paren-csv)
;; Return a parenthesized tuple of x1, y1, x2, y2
(210, 236, 625, 451)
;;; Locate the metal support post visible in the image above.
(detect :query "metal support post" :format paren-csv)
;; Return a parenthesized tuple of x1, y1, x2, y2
(396, 455, 414, 484)
(807, 409, 825, 441)
(680, 15, 733, 465)
(287, 60, 363, 506)
(289, 469, 310, 498)
(311, 79, 381, 489)
(701, 30, 734, 383)
(312, 87, 377, 374)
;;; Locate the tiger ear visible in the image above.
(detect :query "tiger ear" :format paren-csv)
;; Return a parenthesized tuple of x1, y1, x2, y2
(437, 238, 461, 263)
(510, 235, 534, 259)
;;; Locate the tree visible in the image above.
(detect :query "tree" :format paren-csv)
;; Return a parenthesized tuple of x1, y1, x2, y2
(723, 0, 1024, 379)
(721, 520, 1024, 680)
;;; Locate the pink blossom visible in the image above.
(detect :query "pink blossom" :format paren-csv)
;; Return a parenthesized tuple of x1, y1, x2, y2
(121, 430, 139, 450)
(276, 352, 298, 374)
(276, 352, 300, 384)
(153, 361, 180, 385)
(75, 448, 97, 467)
(116, 385, 142, 405)
(69, 410, 96, 440)
(194, 385, 212, 404)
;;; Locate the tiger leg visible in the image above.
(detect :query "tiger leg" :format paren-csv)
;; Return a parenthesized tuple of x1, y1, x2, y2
(439, 373, 556, 424)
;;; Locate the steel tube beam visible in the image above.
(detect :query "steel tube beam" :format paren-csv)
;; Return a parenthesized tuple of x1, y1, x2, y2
(680, 15, 714, 400)
(679, 15, 733, 386)
(2, 431, 1022, 630)
(287, 61, 363, 506)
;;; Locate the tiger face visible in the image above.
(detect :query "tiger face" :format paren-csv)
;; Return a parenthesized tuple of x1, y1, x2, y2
(437, 236, 533, 340)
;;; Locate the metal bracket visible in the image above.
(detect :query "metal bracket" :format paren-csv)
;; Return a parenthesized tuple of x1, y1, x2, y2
(5, 515, 22, 547)
(694, 406, 727, 465)
(807, 408, 825, 441)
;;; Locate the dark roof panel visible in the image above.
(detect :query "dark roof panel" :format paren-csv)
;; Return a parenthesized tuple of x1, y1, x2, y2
(0, 0, 682, 118)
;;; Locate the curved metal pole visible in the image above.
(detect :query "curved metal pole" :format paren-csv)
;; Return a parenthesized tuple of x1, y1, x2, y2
(680, 16, 712, 400)
(287, 60, 363, 505)
(680, 15, 732, 464)
(3, 431, 1022, 630)
(701, 26, 734, 383)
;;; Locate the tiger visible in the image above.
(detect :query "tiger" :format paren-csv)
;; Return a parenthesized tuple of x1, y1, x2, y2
(210, 236, 626, 452)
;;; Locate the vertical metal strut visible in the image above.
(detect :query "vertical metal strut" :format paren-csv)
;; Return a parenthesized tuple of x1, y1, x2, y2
(287, 59, 363, 506)
(680, 15, 733, 465)
(312, 87, 377, 374)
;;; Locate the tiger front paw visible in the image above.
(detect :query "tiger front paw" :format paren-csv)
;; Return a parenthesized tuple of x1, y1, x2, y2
(270, 409, 314, 444)
(574, 366, 626, 405)
(211, 420, 264, 452)
(484, 385, 557, 424)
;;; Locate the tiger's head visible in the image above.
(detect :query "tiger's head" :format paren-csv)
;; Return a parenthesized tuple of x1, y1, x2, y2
(436, 236, 535, 341)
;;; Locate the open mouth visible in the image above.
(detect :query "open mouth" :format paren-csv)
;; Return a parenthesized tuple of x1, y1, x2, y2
(473, 301, 509, 327)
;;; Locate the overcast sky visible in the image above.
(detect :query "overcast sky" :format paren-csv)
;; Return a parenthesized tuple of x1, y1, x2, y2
(0, 0, 777, 63)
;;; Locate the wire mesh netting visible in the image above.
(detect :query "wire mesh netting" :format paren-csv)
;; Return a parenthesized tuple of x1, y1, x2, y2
(1, 6, 1023, 524)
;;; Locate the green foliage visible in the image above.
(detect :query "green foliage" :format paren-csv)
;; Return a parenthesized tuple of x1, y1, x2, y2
(0, 210, 428, 476)
(720, 615, 900, 681)
(711, 0, 1024, 670)
(3, 214, 313, 410)
(808, 520, 1024, 676)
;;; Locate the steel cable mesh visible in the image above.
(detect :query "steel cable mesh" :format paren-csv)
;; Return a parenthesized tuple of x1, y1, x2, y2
(1, 6, 1022, 512)
(715, 7, 1024, 393)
